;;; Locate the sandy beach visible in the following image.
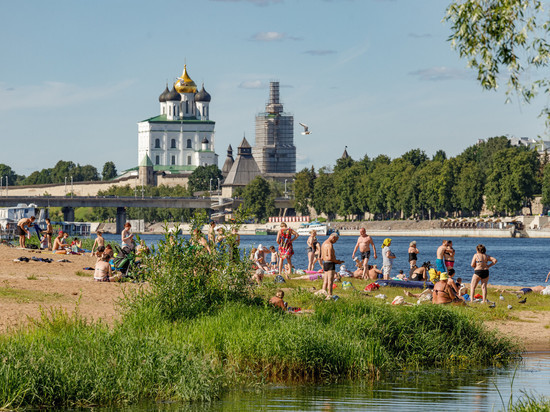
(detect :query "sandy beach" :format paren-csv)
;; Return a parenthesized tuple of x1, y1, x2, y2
(0, 244, 549, 350)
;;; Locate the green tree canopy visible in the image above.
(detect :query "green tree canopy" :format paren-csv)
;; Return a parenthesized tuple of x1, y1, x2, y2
(0, 164, 20, 186)
(293, 167, 316, 215)
(242, 176, 273, 221)
(446, 0, 550, 126)
(102, 162, 117, 180)
(187, 165, 223, 194)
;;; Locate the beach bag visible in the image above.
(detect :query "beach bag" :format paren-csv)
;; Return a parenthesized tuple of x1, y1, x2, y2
(342, 281, 353, 290)
(274, 275, 286, 283)
(392, 296, 405, 305)
(364, 283, 379, 292)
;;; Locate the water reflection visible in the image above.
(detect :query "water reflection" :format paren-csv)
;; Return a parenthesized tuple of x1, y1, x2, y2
(69, 352, 549, 412)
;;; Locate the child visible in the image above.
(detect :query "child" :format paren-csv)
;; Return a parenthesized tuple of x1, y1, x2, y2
(269, 246, 279, 270)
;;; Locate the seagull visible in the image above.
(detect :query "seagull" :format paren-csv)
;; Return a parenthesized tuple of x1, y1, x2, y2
(518, 297, 527, 304)
(500, 294, 505, 301)
(299, 122, 311, 135)
(507, 304, 513, 310)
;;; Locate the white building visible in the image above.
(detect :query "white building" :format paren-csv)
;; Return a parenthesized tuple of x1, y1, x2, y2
(137, 65, 218, 171)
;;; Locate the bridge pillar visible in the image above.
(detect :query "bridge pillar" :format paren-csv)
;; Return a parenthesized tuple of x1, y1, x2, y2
(116, 207, 126, 235)
(62, 207, 74, 222)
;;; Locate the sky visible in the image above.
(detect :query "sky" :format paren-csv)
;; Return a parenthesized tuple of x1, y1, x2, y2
(0, 0, 547, 177)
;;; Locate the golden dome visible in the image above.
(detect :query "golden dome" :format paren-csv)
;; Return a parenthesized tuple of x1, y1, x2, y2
(174, 65, 197, 94)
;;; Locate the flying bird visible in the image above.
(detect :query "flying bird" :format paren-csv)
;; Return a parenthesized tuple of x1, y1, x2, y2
(299, 123, 311, 135)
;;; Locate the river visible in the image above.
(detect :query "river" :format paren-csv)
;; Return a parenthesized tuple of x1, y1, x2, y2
(73, 351, 550, 411)
(104, 233, 548, 287)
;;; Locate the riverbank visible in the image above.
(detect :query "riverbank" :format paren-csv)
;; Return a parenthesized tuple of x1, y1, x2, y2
(96, 219, 550, 238)
(0, 244, 549, 349)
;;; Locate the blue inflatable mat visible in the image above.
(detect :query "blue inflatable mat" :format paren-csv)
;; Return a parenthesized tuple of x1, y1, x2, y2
(377, 279, 434, 289)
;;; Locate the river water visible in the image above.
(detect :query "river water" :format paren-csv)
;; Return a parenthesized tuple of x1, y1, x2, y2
(78, 352, 550, 411)
(104, 233, 549, 287)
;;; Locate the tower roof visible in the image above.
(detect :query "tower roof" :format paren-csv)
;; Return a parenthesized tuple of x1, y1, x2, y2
(341, 146, 350, 159)
(166, 86, 181, 101)
(158, 85, 169, 102)
(195, 84, 211, 102)
(221, 145, 235, 178)
(224, 141, 261, 186)
(140, 154, 154, 167)
(174, 65, 197, 94)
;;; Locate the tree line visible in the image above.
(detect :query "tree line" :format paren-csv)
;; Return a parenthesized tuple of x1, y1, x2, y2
(0, 161, 118, 186)
(292, 137, 549, 220)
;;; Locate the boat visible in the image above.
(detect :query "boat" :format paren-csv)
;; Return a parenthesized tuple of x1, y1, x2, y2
(255, 228, 268, 235)
(296, 221, 334, 236)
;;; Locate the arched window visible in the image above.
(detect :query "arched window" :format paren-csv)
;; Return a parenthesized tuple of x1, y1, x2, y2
(171, 155, 176, 165)
(155, 139, 160, 148)
(185, 101, 189, 113)
(186, 139, 192, 149)
(187, 156, 192, 165)
(155, 155, 160, 165)
(171, 139, 176, 148)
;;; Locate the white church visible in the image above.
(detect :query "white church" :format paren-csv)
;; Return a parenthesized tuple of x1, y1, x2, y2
(137, 65, 218, 171)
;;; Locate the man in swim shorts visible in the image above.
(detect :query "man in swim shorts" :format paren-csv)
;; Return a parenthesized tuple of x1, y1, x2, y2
(16, 216, 35, 248)
(352, 228, 377, 279)
(435, 240, 448, 274)
(321, 233, 344, 298)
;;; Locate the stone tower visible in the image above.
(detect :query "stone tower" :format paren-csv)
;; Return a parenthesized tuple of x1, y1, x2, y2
(252, 82, 296, 174)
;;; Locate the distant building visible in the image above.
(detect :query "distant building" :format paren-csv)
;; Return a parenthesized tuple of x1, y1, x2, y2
(137, 65, 218, 173)
(252, 82, 296, 174)
(478, 136, 550, 157)
(222, 137, 261, 197)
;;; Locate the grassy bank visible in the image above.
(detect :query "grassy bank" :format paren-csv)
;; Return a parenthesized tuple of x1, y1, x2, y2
(0, 219, 521, 408)
(0, 298, 517, 408)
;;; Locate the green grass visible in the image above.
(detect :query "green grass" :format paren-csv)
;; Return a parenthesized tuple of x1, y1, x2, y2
(510, 394, 550, 411)
(0, 287, 65, 304)
(75, 270, 92, 277)
(26, 275, 38, 280)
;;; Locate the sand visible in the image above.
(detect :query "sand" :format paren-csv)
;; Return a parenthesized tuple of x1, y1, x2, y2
(0, 244, 549, 350)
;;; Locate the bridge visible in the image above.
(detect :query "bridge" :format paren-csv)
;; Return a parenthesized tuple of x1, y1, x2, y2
(0, 195, 294, 233)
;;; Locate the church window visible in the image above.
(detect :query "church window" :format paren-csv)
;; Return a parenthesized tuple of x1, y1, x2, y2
(155, 155, 160, 165)
(186, 101, 189, 113)
(187, 156, 192, 165)
(171, 155, 176, 165)
(186, 139, 192, 149)
(171, 139, 176, 148)
(155, 139, 160, 149)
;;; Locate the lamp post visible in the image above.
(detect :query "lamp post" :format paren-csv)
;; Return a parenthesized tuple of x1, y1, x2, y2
(217, 178, 220, 192)
(1, 176, 3, 196)
(284, 179, 288, 198)
(209, 178, 213, 193)
(64, 177, 67, 196)
(70, 176, 73, 198)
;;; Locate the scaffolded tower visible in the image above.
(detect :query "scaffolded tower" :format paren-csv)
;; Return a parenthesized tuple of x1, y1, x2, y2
(252, 82, 296, 174)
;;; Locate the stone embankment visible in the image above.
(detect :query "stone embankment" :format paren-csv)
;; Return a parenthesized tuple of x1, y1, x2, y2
(97, 218, 550, 238)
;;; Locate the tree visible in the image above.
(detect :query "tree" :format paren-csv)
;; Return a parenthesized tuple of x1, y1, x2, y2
(455, 161, 484, 214)
(242, 176, 272, 221)
(312, 168, 338, 219)
(445, 0, 550, 126)
(432, 150, 447, 162)
(401, 149, 428, 167)
(293, 167, 316, 215)
(76, 164, 99, 181)
(187, 165, 222, 194)
(542, 163, 550, 207)
(102, 162, 117, 180)
(0, 164, 19, 186)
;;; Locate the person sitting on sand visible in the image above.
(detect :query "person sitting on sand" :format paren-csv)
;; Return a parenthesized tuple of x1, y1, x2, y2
(71, 237, 83, 253)
(95, 245, 105, 261)
(410, 262, 430, 282)
(94, 254, 122, 282)
(446, 268, 465, 302)
(269, 290, 286, 310)
(254, 244, 270, 272)
(91, 231, 105, 256)
(103, 244, 114, 259)
(52, 231, 69, 252)
(432, 272, 456, 304)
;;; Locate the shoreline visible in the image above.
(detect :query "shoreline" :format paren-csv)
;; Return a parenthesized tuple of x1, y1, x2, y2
(0, 245, 548, 350)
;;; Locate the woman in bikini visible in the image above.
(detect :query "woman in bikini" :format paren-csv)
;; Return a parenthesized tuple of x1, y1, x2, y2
(432, 272, 455, 304)
(276, 222, 299, 278)
(470, 244, 497, 303)
(445, 240, 455, 270)
(408, 241, 419, 269)
(94, 254, 121, 282)
(306, 230, 319, 271)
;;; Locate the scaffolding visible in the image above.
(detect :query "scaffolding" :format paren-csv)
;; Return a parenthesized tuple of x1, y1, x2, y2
(252, 82, 296, 174)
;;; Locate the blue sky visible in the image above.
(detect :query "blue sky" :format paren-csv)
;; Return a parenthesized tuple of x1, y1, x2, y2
(0, 0, 546, 177)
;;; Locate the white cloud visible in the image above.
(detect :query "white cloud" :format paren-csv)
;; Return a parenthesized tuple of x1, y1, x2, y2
(0, 80, 135, 111)
(238, 80, 267, 89)
(251, 31, 301, 41)
(408, 67, 470, 81)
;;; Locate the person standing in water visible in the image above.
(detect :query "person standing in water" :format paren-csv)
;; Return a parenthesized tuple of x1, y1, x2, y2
(408, 241, 419, 269)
